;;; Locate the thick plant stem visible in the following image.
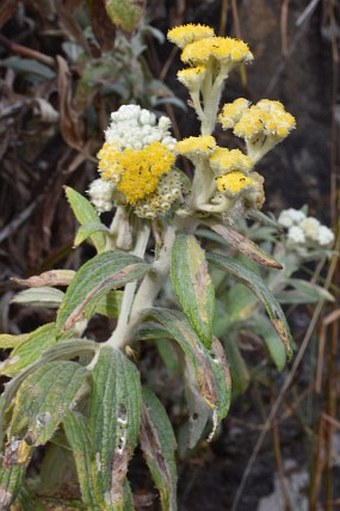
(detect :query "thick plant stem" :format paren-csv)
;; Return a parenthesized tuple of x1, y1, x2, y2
(130, 223, 177, 314)
(105, 221, 150, 349)
(107, 216, 194, 349)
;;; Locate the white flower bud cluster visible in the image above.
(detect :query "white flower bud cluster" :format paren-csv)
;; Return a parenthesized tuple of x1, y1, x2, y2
(277, 208, 307, 228)
(104, 105, 176, 151)
(277, 208, 334, 251)
(87, 178, 116, 213)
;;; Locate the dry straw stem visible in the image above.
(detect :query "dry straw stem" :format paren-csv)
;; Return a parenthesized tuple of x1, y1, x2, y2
(272, 417, 290, 510)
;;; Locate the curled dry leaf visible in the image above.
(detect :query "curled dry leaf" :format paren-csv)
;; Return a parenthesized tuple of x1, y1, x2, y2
(12, 269, 75, 288)
(208, 222, 282, 269)
(56, 56, 84, 149)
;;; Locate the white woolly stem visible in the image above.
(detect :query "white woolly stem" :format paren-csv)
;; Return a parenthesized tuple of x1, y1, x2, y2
(106, 216, 195, 349)
(105, 221, 150, 349)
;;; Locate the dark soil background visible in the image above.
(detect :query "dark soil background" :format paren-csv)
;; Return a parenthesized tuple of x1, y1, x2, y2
(0, 1, 339, 510)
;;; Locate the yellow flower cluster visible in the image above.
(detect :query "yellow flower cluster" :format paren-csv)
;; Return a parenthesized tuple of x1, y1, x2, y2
(98, 141, 175, 205)
(219, 99, 296, 143)
(209, 147, 253, 175)
(218, 98, 250, 129)
(175, 135, 216, 160)
(177, 65, 207, 89)
(168, 23, 253, 67)
(181, 36, 253, 66)
(97, 142, 121, 183)
(167, 23, 214, 49)
(215, 171, 264, 208)
(234, 100, 296, 141)
(167, 25, 254, 136)
(215, 171, 255, 193)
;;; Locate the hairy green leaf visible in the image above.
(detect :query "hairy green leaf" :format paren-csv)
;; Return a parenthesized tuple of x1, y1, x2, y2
(11, 287, 64, 308)
(6, 361, 89, 464)
(56, 251, 149, 332)
(65, 412, 136, 511)
(0, 323, 57, 377)
(63, 412, 101, 509)
(74, 222, 111, 248)
(141, 309, 231, 445)
(95, 290, 123, 318)
(208, 253, 295, 358)
(249, 315, 287, 371)
(0, 57, 56, 80)
(171, 234, 215, 348)
(277, 278, 334, 304)
(140, 388, 177, 511)
(0, 339, 97, 448)
(90, 346, 141, 507)
(223, 336, 250, 394)
(65, 186, 106, 252)
(0, 465, 25, 509)
(0, 333, 29, 350)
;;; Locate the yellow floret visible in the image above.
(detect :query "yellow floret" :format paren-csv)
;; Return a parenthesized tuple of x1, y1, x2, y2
(209, 147, 253, 174)
(99, 141, 175, 204)
(177, 65, 207, 89)
(97, 142, 121, 182)
(175, 135, 216, 158)
(181, 36, 253, 66)
(167, 24, 215, 49)
(233, 100, 296, 142)
(215, 171, 255, 194)
(218, 98, 250, 129)
(233, 107, 264, 140)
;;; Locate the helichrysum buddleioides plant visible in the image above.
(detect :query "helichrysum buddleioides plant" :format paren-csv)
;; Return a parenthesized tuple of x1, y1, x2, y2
(0, 24, 299, 510)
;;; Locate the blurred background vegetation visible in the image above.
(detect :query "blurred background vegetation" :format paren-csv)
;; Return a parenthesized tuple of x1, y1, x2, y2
(0, 1, 339, 510)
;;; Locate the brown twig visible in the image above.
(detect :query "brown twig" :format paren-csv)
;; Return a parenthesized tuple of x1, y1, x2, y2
(0, 33, 55, 68)
(309, 415, 326, 511)
(230, 0, 247, 87)
(219, 0, 229, 36)
(280, 0, 290, 57)
(272, 417, 291, 510)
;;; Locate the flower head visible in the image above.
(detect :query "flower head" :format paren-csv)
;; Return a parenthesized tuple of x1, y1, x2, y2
(317, 226, 335, 246)
(209, 147, 253, 175)
(278, 208, 335, 253)
(215, 171, 256, 195)
(219, 99, 296, 162)
(181, 36, 253, 67)
(175, 135, 216, 160)
(218, 98, 250, 129)
(232, 100, 296, 143)
(277, 208, 307, 228)
(100, 141, 175, 205)
(299, 217, 321, 241)
(167, 24, 215, 49)
(177, 65, 207, 90)
(287, 225, 306, 244)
